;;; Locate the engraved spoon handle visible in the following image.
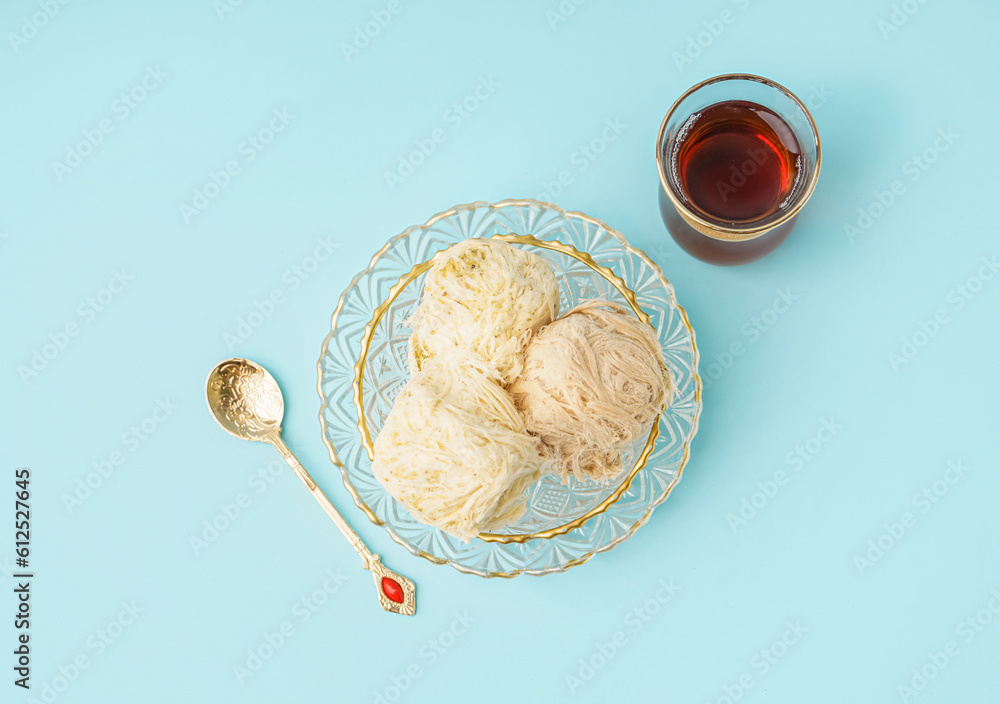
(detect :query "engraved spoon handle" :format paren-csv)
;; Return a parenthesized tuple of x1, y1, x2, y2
(265, 430, 416, 615)
(266, 430, 372, 564)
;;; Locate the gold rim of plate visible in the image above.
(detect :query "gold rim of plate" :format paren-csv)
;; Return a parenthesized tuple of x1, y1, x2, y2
(316, 199, 702, 576)
(355, 233, 658, 544)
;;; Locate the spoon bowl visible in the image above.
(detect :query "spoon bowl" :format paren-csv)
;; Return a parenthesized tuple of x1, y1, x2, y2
(206, 358, 284, 441)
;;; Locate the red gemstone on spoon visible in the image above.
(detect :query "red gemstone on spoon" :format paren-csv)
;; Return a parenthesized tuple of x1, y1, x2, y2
(381, 577, 404, 604)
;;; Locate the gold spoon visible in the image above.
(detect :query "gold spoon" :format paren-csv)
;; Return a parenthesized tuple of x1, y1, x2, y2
(205, 358, 415, 616)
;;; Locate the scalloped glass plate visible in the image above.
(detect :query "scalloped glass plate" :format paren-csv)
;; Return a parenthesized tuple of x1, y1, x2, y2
(317, 200, 701, 577)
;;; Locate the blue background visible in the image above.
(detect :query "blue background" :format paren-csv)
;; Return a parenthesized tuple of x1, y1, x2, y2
(2, 0, 998, 702)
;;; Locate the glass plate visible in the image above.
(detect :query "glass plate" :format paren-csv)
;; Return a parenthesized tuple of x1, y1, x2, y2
(317, 199, 701, 577)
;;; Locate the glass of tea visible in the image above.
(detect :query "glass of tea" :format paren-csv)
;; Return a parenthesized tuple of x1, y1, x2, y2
(656, 74, 822, 265)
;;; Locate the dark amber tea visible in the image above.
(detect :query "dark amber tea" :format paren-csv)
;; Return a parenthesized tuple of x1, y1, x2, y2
(673, 100, 801, 224)
(656, 74, 821, 266)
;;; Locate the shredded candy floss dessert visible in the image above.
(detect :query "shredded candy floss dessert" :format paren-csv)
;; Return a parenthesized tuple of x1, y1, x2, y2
(374, 238, 673, 541)
(509, 301, 673, 482)
(408, 238, 560, 385)
(372, 360, 547, 542)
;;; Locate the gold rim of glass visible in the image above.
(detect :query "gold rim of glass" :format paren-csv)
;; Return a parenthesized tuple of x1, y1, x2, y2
(655, 72, 823, 242)
(316, 199, 702, 576)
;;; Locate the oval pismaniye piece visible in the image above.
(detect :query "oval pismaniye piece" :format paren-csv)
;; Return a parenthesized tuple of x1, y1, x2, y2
(381, 576, 404, 604)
